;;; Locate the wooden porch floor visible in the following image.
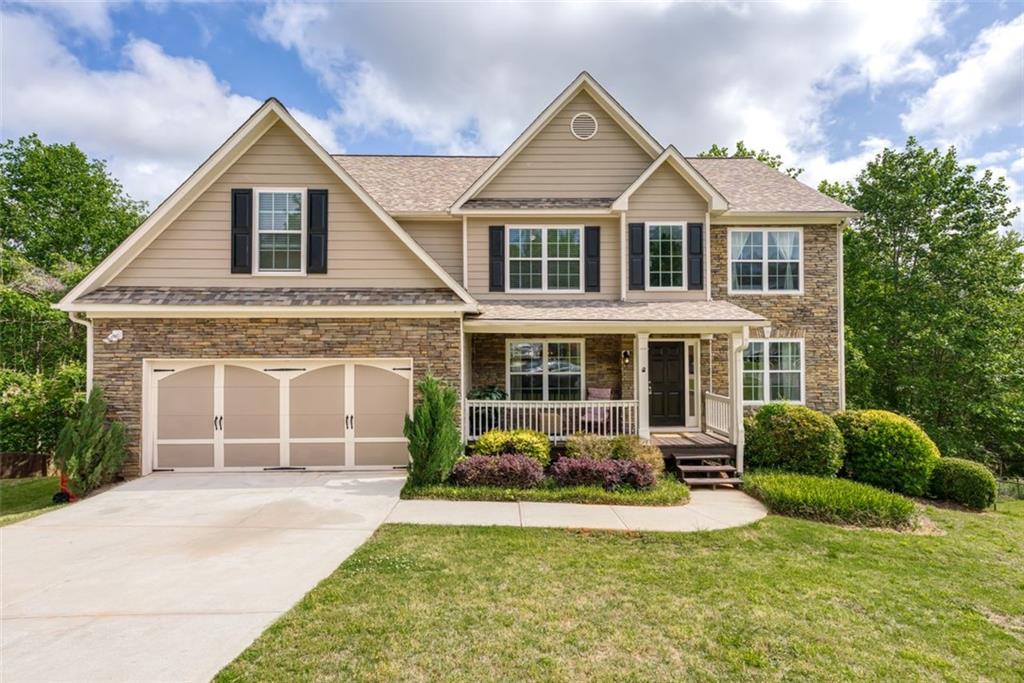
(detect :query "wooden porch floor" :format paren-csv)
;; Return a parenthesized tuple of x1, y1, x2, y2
(650, 431, 731, 449)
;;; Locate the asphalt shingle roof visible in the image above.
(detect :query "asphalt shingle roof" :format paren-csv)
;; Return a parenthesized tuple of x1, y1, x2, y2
(473, 299, 765, 323)
(77, 286, 465, 306)
(686, 157, 855, 213)
(334, 155, 494, 214)
(332, 154, 854, 215)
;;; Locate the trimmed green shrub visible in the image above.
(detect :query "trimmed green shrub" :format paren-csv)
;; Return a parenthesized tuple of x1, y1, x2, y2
(54, 387, 126, 497)
(565, 432, 614, 459)
(1, 363, 85, 455)
(833, 410, 940, 496)
(745, 403, 844, 476)
(472, 428, 550, 466)
(744, 472, 917, 529)
(404, 375, 462, 486)
(564, 433, 665, 478)
(929, 458, 997, 510)
(609, 435, 665, 478)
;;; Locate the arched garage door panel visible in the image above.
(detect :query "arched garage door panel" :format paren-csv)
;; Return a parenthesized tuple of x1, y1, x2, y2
(156, 365, 215, 469)
(354, 365, 409, 438)
(289, 364, 346, 467)
(149, 359, 409, 471)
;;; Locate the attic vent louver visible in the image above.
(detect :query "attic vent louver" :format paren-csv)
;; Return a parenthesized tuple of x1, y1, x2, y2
(570, 112, 598, 140)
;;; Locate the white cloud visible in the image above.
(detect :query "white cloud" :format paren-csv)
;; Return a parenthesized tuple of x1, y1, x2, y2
(0, 9, 339, 207)
(11, 0, 115, 40)
(256, 0, 945, 165)
(800, 136, 893, 188)
(902, 14, 1024, 147)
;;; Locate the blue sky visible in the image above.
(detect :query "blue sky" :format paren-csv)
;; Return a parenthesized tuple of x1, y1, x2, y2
(2, 1, 1021, 230)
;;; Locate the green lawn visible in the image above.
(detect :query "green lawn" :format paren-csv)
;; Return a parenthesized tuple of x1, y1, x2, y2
(0, 477, 61, 526)
(218, 499, 1023, 682)
(403, 477, 689, 506)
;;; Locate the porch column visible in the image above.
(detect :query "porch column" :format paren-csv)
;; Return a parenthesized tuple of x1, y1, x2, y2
(637, 332, 650, 439)
(729, 330, 748, 474)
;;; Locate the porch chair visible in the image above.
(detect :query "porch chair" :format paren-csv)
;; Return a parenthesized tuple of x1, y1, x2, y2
(581, 387, 614, 435)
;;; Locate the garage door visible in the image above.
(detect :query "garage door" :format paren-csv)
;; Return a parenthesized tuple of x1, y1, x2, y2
(147, 359, 412, 471)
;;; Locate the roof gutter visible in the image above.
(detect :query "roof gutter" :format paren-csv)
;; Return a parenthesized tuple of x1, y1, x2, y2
(54, 303, 479, 318)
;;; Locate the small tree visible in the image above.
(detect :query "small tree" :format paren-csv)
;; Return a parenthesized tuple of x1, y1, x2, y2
(54, 387, 126, 497)
(403, 375, 462, 486)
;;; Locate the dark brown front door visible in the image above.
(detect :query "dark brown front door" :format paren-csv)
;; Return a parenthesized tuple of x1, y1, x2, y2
(649, 342, 685, 426)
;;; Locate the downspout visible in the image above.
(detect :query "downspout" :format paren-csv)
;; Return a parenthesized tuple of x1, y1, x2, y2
(69, 312, 93, 394)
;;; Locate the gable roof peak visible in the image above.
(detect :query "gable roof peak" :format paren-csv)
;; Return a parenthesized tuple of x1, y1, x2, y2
(60, 96, 476, 307)
(450, 70, 663, 211)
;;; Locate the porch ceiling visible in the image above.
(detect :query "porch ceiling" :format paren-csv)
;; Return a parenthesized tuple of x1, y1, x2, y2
(465, 299, 765, 332)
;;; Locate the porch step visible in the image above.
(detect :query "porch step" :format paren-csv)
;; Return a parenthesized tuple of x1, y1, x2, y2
(672, 453, 733, 462)
(678, 464, 736, 473)
(684, 477, 743, 487)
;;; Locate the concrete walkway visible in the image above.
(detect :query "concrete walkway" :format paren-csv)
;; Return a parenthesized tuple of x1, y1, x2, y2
(387, 488, 767, 532)
(1, 472, 405, 683)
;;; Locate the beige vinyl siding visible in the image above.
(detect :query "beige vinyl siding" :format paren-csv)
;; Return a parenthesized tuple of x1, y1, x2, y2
(111, 121, 444, 288)
(400, 220, 463, 284)
(466, 217, 619, 300)
(625, 164, 709, 302)
(475, 92, 653, 199)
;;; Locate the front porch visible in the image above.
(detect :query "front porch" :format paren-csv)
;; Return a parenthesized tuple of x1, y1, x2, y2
(462, 326, 754, 481)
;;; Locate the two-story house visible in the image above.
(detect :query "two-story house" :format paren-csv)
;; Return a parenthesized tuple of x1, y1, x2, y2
(57, 72, 855, 484)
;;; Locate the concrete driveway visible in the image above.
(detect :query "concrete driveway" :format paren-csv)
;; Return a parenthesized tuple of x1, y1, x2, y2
(1, 471, 405, 683)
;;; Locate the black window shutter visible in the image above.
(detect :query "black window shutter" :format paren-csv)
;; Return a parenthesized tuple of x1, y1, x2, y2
(687, 222, 704, 290)
(307, 189, 328, 274)
(584, 226, 600, 292)
(628, 223, 645, 290)
(489, 225, 505, 292)
(230, 189, 252, 274)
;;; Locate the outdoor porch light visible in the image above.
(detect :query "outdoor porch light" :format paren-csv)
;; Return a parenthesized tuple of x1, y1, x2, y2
(621, 349, 632, 366)
(103, 329, 124, 344)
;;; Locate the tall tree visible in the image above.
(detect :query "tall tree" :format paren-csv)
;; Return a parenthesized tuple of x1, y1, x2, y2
(1, 134, 147, 286)
(698, 140, 804, 179)
(823, 138, 1024, 474)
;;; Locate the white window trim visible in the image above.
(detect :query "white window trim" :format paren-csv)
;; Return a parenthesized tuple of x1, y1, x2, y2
(644, 221, 687, 291)
(505, 338, 586, 401)
(727, 226, 804, 295)
(253, 187, 307, 276)
(742, 338, 805, 406)
(506, 225, 584, 293)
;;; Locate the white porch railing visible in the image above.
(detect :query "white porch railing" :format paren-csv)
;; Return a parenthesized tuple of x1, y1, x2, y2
(465, 400, 639, 441)
(704, 392, 732, 439)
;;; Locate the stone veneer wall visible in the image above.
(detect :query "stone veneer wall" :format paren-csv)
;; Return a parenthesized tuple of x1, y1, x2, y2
(708, 224, 842, 413)
(93, 317, 462, 477)
(470, 334, 632, 399)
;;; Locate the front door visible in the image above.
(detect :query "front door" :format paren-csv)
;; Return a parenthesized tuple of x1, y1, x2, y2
(649, 342, 685, 426)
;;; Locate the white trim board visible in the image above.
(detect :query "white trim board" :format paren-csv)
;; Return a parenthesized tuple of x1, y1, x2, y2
(60, 98, 477, 307)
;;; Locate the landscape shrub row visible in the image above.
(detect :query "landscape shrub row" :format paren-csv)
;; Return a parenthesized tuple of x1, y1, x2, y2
(745, 403, 995, 510)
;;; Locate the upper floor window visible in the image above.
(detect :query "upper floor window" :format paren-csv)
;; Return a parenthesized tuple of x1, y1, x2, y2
(255, 189, 305, 274)
(507, 339, 584, 400)
(507, 226, 582, 291)
(743, 339, 804, 404)
(729, 228, 801, 293)
(646, 223, 685, 290)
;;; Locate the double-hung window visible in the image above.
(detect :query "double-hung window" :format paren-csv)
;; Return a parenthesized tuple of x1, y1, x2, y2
(646, 223, 685, 290)
(255, 188, 305, 274)
(729, 228, 801, 293)
(507, 226, 582, 291)
(742, 339, 804, 403)
(507, 339, 584, 400)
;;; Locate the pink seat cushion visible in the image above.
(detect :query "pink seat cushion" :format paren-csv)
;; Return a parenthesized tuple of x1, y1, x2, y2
(587, 387, 613, 400)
